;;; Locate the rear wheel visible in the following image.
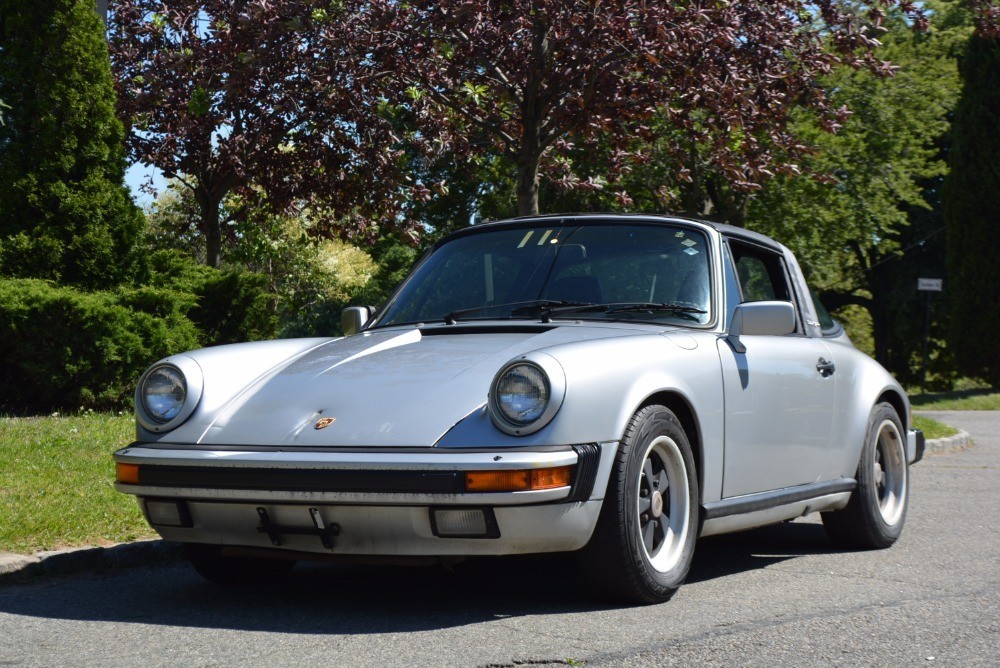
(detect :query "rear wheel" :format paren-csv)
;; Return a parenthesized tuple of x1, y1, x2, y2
(184, 544, 296, 584)
(822, 402, 909, 549)
(581, 405, 699, 604)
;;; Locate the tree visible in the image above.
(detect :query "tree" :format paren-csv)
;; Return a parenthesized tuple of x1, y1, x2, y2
(370, 1, 929, 218)
(944, 33, 1000, 385)
(146, 181, 383, 337)
(109, 1, 412, 268)
(746, 1, 971, 372)
(0, 0, 145, 289)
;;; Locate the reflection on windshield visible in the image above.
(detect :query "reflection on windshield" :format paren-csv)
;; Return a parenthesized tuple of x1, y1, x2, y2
(373, 223, 712, 327)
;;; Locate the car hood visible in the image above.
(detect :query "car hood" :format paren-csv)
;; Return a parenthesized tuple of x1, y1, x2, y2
(191, 324, 648, 447)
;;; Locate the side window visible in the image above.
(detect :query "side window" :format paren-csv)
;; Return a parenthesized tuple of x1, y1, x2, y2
(728, 241, 792, 303)
(725, 238, 801, 335)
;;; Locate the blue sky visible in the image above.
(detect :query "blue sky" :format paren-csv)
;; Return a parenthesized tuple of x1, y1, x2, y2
(125, 162, 167, 208)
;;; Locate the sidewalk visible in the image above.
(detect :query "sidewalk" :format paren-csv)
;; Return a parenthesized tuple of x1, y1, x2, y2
(0, 429, 972, 584)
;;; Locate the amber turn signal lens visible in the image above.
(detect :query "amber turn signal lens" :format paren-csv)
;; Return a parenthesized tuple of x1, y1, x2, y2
(465, 465, 573, 492)
(466, 470, 530, 492)
(116, 463, 140, 485)
(530, 465, 573, 490)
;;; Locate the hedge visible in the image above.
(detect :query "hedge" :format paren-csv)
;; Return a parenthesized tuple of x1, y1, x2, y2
(0, 278, 200, 413)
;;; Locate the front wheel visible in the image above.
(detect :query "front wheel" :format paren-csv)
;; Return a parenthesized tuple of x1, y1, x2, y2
(184, 544, 297, 584)
(581, 405, 699, 604)
(822, 402, 909, 549)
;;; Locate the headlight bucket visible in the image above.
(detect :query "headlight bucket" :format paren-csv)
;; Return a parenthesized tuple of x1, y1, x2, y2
(488, 355, 566, 436)
(135, 356, 203, 433)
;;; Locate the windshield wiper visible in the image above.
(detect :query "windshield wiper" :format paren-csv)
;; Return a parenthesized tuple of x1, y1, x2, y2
(444, 300, 706, 325)
(604, 302, 707, 321)
(443, 299, 589, 325)
(542, 301, 707, 322)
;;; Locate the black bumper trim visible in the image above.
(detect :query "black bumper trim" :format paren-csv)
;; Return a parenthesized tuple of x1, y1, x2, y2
(913, 428, 925, 464)
(569, 443, 601, 501)
(138, 466, 466, 494)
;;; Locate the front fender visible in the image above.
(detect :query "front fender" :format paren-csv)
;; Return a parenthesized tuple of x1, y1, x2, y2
(136, 337, 335, 443)
(435, 332, 726, 502)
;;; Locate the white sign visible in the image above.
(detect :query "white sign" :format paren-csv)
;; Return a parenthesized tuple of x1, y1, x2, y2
(918, 278, 943, 292)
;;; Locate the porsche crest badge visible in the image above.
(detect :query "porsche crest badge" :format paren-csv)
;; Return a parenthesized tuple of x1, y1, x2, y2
(314, 417, 336, 430)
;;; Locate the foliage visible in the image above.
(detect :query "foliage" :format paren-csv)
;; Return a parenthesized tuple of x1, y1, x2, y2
(943, 34, 1000, 386)
(145, 183, 381, 338)
(109, 1, 414, 267)
(352, 238, 420, 311)
(370, 0, 930, 218)
(0, 279, 200, 414)
(0, 0, 145, 289)
(744, 1, 971, 377)
(0, 413, 156, 554)
(148, 250, 278, 345)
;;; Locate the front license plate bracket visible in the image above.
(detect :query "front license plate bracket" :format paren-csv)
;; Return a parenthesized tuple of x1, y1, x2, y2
(256, 506, 340, 550)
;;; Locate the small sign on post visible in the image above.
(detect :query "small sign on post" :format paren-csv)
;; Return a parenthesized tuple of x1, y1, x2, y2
(917, 278, 943, 393)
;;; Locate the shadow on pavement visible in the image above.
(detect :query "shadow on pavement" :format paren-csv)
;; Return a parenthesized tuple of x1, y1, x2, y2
(0, 520, 837, 634)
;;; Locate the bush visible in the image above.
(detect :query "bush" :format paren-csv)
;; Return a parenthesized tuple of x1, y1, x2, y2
(149, 250, 277, 345)
(0, 279, 200, 414)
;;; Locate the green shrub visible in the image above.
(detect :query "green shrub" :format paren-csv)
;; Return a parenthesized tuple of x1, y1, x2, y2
(149, 250, 277, 345)
(0, 279, 200, 414)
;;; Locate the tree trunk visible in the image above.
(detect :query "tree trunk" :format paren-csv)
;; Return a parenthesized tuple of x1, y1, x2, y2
(516, 149, 540, 216)
(195, 186, 224, 268)
(514, 19, 548, 217)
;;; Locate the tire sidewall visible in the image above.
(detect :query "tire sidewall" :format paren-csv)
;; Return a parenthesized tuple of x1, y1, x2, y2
(856, 402, 909, 543)
(620, 406, 699, 596)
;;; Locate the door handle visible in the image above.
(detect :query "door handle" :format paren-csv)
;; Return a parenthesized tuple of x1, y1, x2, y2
(816, 358, 836, 377)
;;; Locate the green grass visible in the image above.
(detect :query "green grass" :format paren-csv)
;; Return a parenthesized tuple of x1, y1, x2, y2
(910, 387, 1000, 411)
(912, 415, 958, 440)
(0, 413, 156, 554)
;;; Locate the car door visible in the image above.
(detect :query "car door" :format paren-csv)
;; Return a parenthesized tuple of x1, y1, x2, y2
(717, 239, 837, 497)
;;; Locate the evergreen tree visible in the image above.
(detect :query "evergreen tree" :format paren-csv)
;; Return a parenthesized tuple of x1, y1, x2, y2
(944, 34, 1000, 385)
(0, 0, 144, 289)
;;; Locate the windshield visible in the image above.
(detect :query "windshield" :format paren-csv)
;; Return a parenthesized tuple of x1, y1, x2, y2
(373, 222, 712, 327)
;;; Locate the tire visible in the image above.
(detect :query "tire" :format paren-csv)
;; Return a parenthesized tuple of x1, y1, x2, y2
(822, 402, 909, 549)
(581, 405, 699, 604)
(183, 543, 296, 584)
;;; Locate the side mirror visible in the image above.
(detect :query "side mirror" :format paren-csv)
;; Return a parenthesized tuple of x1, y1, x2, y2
(726, 301, 796, 353)
(341, 306, 371, 336)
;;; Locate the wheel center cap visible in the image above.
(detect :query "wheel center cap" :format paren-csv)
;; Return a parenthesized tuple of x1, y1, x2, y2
(651, 491, 664, 518)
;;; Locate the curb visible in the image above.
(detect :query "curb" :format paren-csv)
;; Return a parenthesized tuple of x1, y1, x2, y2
(923, 429, 972, 457)
(0, 431, 976, 584)
(0, 539, 183, 584)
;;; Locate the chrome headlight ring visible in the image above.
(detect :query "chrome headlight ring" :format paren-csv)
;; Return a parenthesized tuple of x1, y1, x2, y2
(488, 354, 566, 436)
(135, 355, 204, 433)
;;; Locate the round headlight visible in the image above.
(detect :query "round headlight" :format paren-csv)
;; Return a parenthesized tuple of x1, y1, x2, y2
(488, 356, 566, 436)
(495, 363, 549, 426)
(141, 365, 186, 423)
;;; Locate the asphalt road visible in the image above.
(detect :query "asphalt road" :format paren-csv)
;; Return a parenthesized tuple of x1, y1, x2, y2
(1, 412, 997, 667)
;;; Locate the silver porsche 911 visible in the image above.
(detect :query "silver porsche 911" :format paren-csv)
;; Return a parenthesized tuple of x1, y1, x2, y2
(114, 214, 924, 603)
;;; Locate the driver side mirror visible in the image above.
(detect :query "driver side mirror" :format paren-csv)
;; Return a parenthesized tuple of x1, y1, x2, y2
(726, 301, 796, 353)
(341, 306, 372, 336)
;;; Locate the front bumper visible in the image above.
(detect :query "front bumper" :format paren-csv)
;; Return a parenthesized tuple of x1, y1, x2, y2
(114, 443, 614, 557)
